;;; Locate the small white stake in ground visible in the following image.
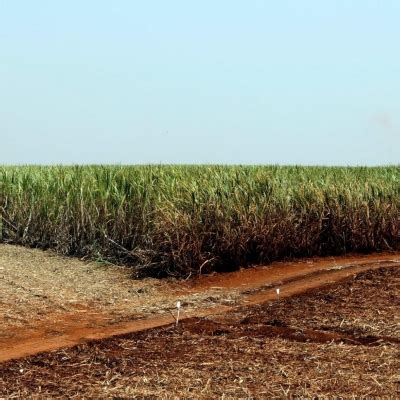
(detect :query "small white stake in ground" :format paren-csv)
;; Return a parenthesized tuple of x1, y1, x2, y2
(276, 288, 280, 301)
(176, 301, 181, 327)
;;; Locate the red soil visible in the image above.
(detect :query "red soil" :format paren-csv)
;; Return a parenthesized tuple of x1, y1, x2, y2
(1, 252, 399, 363)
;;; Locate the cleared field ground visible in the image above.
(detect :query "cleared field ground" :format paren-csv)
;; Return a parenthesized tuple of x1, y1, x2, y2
(0, 245, 399, 397)
(1, 243, 399, 360)
(0, 262, 398, 397)
(0, 244, 244, 361)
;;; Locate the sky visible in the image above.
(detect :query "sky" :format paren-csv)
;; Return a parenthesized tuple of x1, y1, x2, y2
(1, 1, 399, 165)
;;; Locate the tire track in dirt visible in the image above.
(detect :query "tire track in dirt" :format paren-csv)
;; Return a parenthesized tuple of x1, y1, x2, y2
(182, 317, 400, 346)
(1, 255, 399, 363)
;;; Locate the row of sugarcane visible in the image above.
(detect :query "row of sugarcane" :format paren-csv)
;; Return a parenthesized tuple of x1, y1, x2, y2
(1, 165, 399, 276)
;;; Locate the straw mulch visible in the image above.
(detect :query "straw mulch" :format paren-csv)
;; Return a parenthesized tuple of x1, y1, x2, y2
(0, 266, 398, 398)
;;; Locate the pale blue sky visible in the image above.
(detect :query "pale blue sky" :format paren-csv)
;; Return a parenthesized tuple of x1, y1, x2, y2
(1, 1, 399, 165)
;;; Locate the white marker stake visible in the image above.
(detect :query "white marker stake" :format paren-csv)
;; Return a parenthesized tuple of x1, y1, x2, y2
(276, 288, 280, 301)
(176, 301, 181, 327)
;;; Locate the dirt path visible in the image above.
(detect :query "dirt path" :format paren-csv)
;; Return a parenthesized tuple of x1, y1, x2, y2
(1, 249, 399, 363)
(2, 265, 398, 398)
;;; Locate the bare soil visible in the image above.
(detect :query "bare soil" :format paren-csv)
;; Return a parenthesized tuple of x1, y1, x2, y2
(0, 245, 399, 397)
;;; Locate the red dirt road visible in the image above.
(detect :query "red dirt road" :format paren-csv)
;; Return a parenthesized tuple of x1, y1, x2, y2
(1, 252, 399, 363)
